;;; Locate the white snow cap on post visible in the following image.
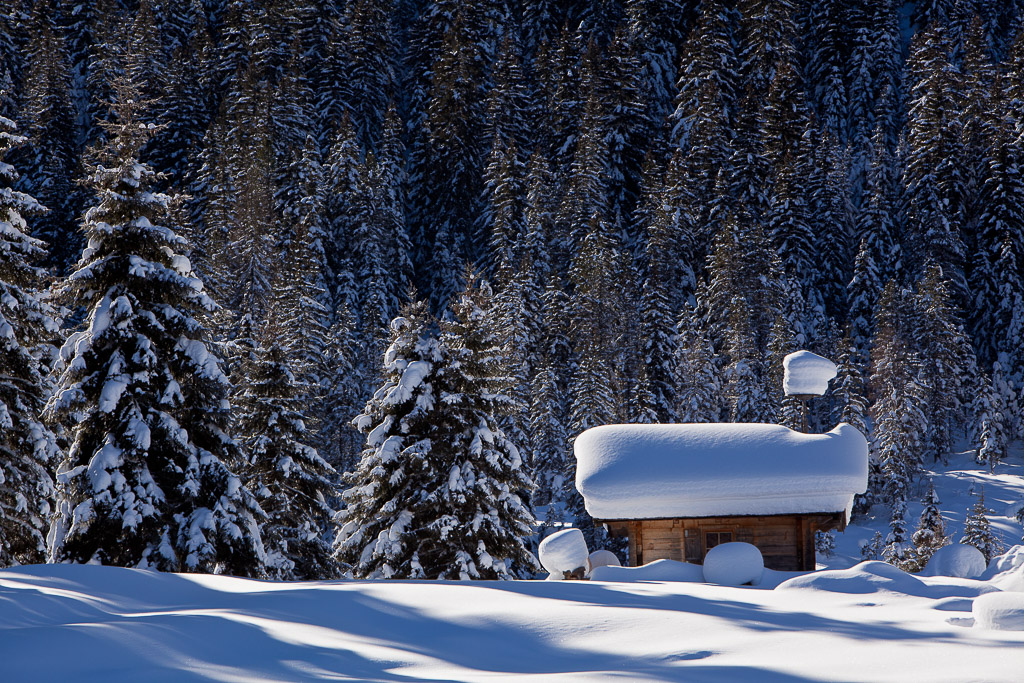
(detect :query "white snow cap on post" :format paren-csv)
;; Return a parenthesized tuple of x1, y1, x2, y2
(783, 350, 838, 396)
(539, 528, 589, 577)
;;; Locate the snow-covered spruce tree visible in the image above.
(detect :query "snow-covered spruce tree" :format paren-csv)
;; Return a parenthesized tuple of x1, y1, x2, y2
(338, 284, 537, 580)
(872, 282, 929, 568)
(45, 78, 265, 575)
(973, 372, 1007, 473)
(0, 115, 61, 566)
(17, 12, 81, 272)
(233, 322, 338, 580)
(830, 330, 869, 435)
(961, 486, 1002, 563)
(430, 276, 538, 579)
(336, 300, 440, 579)
(907, 480, 949, 572)
(914, 262, 978, 464)
(675, 298, 722, 423)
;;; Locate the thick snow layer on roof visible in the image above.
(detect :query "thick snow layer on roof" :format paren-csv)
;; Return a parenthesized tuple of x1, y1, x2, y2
(575, 422, 868, 520)
(783, 350, 838, 396)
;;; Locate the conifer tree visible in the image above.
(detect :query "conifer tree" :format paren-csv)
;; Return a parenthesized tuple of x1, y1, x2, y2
(432, 277, 538, 578)
(903, 24, 968, 303)
(676, 301, 722, 422)
(338, 282, 537, 580)
(17, 9, 81, 271)
(915, 262, 978, 462)
(233, 322, 338, 580)
(409, 10, 488, 310)
(45, 77, 265, 575)
(970, 99, 1024, 371)
(872, 281, 929, 567)
(334, 301, 440, 579)
(961, 486, 1001, 563)
(626, 0, 686, 143)
(0, 115, 60, 566)
(908, 480, 949, 572)
(569, 211, 624, 435)
(320, 305, 362, 474)
(831, 331, 869, 434)
(669, 0, 738, 153)
(339, 0, 398, 149)
(529, 275, 572, 507)
(809, 133, 855, 324)
(636, 172, 682, 422)
(973, 372, 1007, 473)
(849, 125, 901, 357)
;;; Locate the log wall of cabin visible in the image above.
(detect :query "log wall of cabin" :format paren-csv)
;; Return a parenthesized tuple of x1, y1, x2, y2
(606, 513, 842, 572)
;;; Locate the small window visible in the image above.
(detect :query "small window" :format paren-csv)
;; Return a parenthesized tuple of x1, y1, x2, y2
(705, 531, 733, 550)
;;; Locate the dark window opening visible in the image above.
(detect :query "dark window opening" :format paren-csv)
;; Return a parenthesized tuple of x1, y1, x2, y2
(705, 531, 733, 551)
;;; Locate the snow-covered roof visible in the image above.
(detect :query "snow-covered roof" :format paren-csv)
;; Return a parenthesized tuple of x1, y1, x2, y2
(783, 351, 838, 396)
(575, 423, 868, 520)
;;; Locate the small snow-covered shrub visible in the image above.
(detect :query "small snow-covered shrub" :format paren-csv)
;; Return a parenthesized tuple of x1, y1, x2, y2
(860, 532, 885, 561)
(815, 530, 835, 558)
(539, 528, 589, 578)
(920, 544, 986, 579)
(585, 550, 621, 576)
(973, 592, 1024, 631)
(703, 542, 764, 586)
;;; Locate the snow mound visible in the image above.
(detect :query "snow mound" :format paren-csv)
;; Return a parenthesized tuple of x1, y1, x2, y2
(973, 592, 1024, 631)
(585, 550, 621, 576)
(985, 546, 1024, 592)
(575, 422, 868, 519)
(539, 528, 588, 577)
(921, 544, 987, 579)
(1002, 501, 1024, 519)
(776, 561, 928, 596)
(783, 350, 837, 396)
(703, 542, 764, 586)
(984, 545, 1024, 579)
(589, 559, 705, 583)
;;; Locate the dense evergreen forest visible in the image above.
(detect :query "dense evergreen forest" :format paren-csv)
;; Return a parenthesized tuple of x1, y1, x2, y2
(1, 0, 1022, 578)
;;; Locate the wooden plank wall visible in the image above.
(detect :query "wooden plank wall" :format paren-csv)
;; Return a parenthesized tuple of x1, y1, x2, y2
(619, 514, 842, 571)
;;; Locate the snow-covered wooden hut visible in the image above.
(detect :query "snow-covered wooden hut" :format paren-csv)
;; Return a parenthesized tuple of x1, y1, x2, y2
(574, 423, 868, 571)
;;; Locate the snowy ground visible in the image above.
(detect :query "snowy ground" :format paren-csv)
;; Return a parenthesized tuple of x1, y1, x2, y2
(2, 560, 1024, 682)
(830, 444, 1024, 569)
(2, 447, 1023, 682)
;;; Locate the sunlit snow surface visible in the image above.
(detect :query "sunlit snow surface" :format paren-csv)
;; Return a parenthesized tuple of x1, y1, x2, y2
(2, 560, 1023, 682)
(2, 449, 1023, 681)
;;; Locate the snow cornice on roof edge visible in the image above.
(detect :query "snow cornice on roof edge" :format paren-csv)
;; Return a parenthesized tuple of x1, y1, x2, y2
(574, 422, 868, 521)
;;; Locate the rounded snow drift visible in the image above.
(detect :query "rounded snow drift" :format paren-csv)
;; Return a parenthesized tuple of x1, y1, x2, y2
(702, 542, 764, 586)
(539, 528, 589, 577)
(590, 559, 705, 583)
(922, 544, 987, 579)
(585, 549, 621, 577)
(973, 591, 1024, 631)
(776, 561, 928, 596)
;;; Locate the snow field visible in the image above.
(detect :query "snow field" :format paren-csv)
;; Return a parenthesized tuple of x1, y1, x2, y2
(830, 446, 1024, 570)
(2, 562, 1024, 681)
